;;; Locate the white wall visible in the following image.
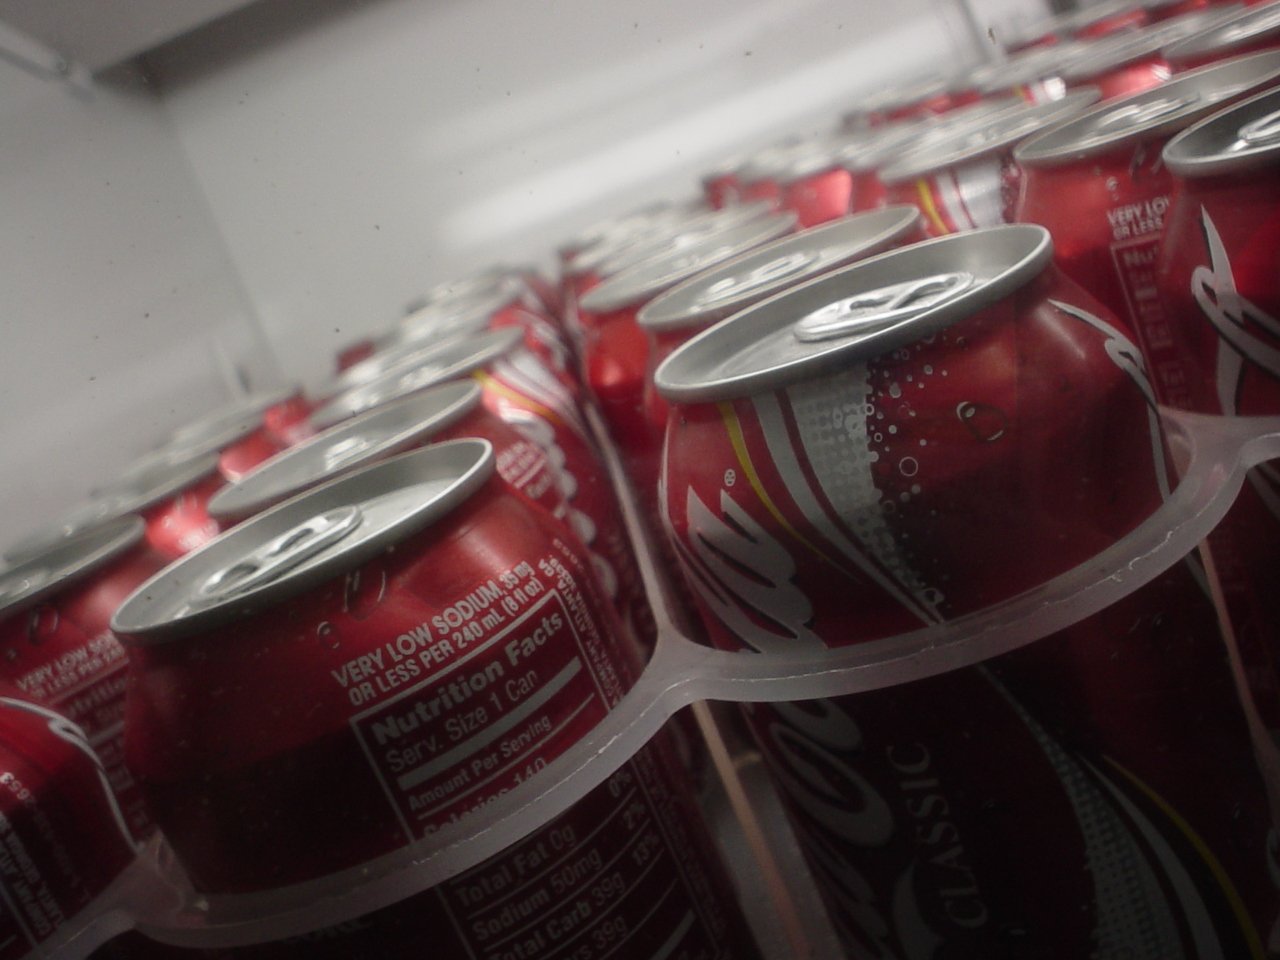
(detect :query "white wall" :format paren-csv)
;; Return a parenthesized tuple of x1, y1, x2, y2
(0, 59, 281, 547)
(149, 0, 1038, 390)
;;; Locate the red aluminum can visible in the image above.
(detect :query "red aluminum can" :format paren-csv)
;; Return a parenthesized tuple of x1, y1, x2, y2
(881, 91, 1101, 238)
(309, 330, 653, 651)
(740, 563, 1277, 957)
(1164, 2, 1280, 69)
(95, 731, 759, 960)
(637, 207, 925, 437)
(654, 225, 1278, 954)
(1146, 0, 1213, 20)
(367, 287, 578, 400)
(1155, 87, 1280, 729)
(113, 441, 638, 892)
(776, 150, 857, 229)
(1069, 0, 1153, 39)
(576, 213, 797, 487)
(0, 516, 166, 844)
(209, 381, 567, 528)
(655, 225, 1169, 647)
(167, 388, 314, 483)
(5, 448, 223, 565)
(1015, 50, 1280, 404)
(1060, 29, 1175, 100)
(0, 690, 138, 958)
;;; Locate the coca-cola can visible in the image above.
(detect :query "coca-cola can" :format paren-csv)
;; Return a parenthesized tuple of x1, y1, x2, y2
(576, 213, 798, 485)
(655, 224, 1169, 647)
(95, 730, 759, 960)
(1058, 26, 1176, 100)
(1067, 0, 1153, 39)
(861, 76, 976, 127)
(0, 690, 138, 958)
(5, 448, 223, 565)
(1145, 0, 1213, 21)
(638, 206, 925, 436)
(1014, 50, 1280, 405)
(840, 100, 1026, 214)
(1164, 1, 1280, 69)
(881, 90, 1101, 237)
(208, 381, 567, 527)
(1156, 86, 1280, 728)
(654, 225, 1278, 953)
(113, 441, 627, 891)
(165, 388, 314, 483)
(0, 516, 166, 844)
(309, 329, 653, 650)
(964, 43, 1085, 105)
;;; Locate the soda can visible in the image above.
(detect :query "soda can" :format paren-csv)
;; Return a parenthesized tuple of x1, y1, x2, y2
(562, 202, 773, 307)
(638, 206, 924, 437)
(164, 388, 314, 483)
(861, 76, 977, 128)
(5, 448, 223, 565)
(1164, 2, 1280, 69)
(557, 200, 703, 268)
(0, 516, 165, 844)
(1057, 25, 1181, 100)
(576, 213, 798, 485)
(0, 690, 138, 958)
(654, 225, 1278, 954)
(702, 152, 752, 209)
(655, 224, 1170, 648)
(93, 733, 760, 960)
(208, 381, 567, 527)
(774, 143, 861, 229)
(111, 441, 638, 891)
(881, 90, 1101, 237)
(309, 330, 653, 650)
(1015, 50, 1280, 399)
(840, 100, 1026, 213)
(964, 44, 1084, 105)
(1156, 86, 1280, 728)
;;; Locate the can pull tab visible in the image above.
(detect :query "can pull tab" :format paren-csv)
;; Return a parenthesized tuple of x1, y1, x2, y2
(1098, 95, 1199, 131)
(1240, 109, 1280, 147)
(322, 436, 377, 473)
(793, 272, 975, 343)
(196, 506, 362, 603)
(700, 251, 818, 303)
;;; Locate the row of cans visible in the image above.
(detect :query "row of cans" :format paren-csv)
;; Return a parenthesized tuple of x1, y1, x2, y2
(1, 4, 1279, 958)
(542, 21, 1280, 959)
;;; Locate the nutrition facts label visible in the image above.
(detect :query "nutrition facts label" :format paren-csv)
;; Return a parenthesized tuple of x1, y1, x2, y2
(351, 548, 626, 839)
(1110, 232, 1193, 408)
(436, 757, 730, 960)
(0, 773, 64, 960)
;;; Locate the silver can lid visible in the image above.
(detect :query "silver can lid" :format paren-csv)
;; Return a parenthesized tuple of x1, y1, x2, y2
(1060, 0, 1146, 33)
(418, 268, 521, 309)
(638, 207, 923, 333)
(859, 76, 952, 116)
(165, 387, 298, 460)
(208, 381, 482, 522)
(309, 327, 521, 430)
(578, 213, 798, 315)
(654, 224, 1052, 403)
(1164, 2, 1280, 61)
(4, 450, 220, 564)
(112, 440, 495, 643)
(1164, 83, 1280, 174)
(0, 516, 146, 619)
(881, 89, 1102, 183)
(1016, 48, 1280, 163)
(567, 201, 775, 279)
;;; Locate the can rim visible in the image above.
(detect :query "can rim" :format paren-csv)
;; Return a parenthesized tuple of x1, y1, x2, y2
(309, 327, 521, 430)
(578, 213, 798, 314)
(208, 381, 482, 522)
(112, 439, 496, 643)
(653, 224, 1053, 403)
(1015, 49, 1280, 164)
(638, 206, 923, 332)
(1164, 84, 1280, 173)
(1163, 2, 1280, 61)
(880, 89, 1101, 183)
(0, 516, 146, 618)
